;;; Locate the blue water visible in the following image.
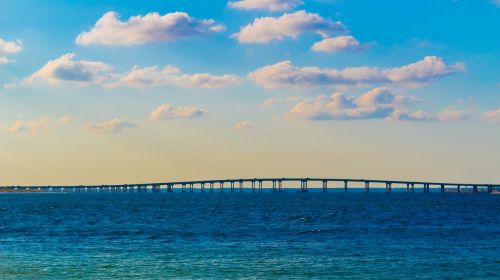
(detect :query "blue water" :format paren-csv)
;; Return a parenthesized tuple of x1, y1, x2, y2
(0, 192, 498, 279)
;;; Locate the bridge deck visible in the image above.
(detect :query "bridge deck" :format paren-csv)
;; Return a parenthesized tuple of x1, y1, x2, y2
(1, 177, 498, 193)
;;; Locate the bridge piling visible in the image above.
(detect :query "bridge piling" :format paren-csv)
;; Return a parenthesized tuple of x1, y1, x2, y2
(344, 181, 348, 193)
(251, 181, 256, 192)
(239, 180, 243, 193)
(258, 181, 262, 193)
(220, 182, 224, 192)
(322, 180, 327, 193)
(230, 182, 235, 193)
(365, 181, 370, 193)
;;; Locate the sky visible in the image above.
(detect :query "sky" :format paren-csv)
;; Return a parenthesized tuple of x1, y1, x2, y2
(0, 0, 499, 186)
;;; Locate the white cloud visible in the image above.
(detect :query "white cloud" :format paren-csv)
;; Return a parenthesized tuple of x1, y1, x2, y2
(22, 53, 113, 86)
(58, 116, 76, 125)
(149, 103, 208, 121)
(109, 65, 240, 89)
(286, 87, 412, 120)
(311, 36, 368, 53)
(0, 38, 22, 64)
(9, 117, 50, 134)
(249, 56, 464, 88)
(483, 108, 500, 122)
(234, 121, 254, 130)
(85, 118, 136, 133)
(228, 0, 303, 11)
(16, 54, 239, 89)
(437, 107, 469, 122)
(233, 10, 346, 44)
(76, 11, 224, 46)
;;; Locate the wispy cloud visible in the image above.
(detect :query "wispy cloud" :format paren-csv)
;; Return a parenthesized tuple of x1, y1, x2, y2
(58, 115, 76, 125)
(436, 106, 469, 122)
(483, 107, 500, 122)
(234, 121, 254, 130)
(85, 118, 136, 133)
(107, 65, 240, 89)
(76, 11, 224, 46)
(0, 38, 22, 64)
(9, 117, 50, 134)
(149, 103, 208, 121)
(228, 0, 303, 12)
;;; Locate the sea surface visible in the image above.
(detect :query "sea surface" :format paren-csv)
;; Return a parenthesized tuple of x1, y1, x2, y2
(0, 191, 498, 279)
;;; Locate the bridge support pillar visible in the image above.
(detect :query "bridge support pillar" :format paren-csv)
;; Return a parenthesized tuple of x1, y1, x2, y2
(220, 182, 224, 192)
(322, 180, 327, 193)
(457, 185, 461, 193)
(406, 183, 410, 193)
(239, 181, 243, 192)
(279, 180, 283, 192)
(230, 182, 235, 192)
(441, 184, 445, 193)
(201, 183, 205, 193)
(365, 181, 370, 193)
(258, 181, 262, 193)
(301, 180, 308, 192)
(251, 181, 256, 192)
(385, 182, 392, 193)
(473, 185, 478, 193)
(182, 184, 186, 193)
(272, 181, 277, 192)
(344, 181, 348, 193)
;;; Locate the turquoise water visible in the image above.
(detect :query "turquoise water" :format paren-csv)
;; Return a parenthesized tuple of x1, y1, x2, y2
(0, 192, 498, 279)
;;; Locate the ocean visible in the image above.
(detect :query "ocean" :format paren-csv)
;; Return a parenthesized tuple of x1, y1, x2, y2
(0, 191, 498, 279)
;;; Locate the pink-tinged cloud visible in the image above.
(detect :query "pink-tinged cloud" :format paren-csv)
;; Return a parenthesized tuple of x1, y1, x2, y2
(76, 12, 224, 46)
(437, 107, 469, 122)
(9, 117, 50, 134)
(0, 38, 22, 64)
(234, 121, 254, 130)
(108, 65, 240, 89)
(22, 53, 113, 86)
(249, 56, 465, 88)
(85, 118, 136, 133)
(311, 36, 369, 53)
(149, 103, 208, 121)
(228, 0, 303, 11)
(483, 108, 500, 122)
(233, 10, 346, 44)
(286, 87, 414, 121)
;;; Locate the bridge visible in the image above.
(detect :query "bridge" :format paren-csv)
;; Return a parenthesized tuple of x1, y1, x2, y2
(1, 178, 499, 193)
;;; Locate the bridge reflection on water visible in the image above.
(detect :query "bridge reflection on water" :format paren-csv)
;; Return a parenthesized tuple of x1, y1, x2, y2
(1, 178, 498, 193)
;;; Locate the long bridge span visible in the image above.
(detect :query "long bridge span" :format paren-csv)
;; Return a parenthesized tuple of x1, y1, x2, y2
(1, 178, 499, 193)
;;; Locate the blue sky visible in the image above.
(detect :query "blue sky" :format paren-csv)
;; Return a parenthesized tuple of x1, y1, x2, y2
(0, 0, 499, 185)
